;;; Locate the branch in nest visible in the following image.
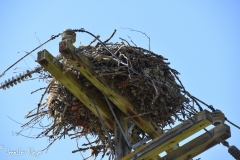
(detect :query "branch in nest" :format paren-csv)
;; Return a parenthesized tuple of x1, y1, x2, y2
(119, 37, 131, 46)
(121, 27, 151, 51)
(31, 87, 47, 94)
(103, 29, 116, 44)
(88, 35, 100, 46)
(127, 35, 137, 47)
(95, 29, 117, 48)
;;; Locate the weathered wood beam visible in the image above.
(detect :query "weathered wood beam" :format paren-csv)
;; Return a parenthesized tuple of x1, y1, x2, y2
(150, 156, 163, 160)
(59, 40, 162, 136)
(162, 124, 231, 160)
(37, 49, 114, 130)
(121, 110, 212, 160)
(115, 110, 131, 160)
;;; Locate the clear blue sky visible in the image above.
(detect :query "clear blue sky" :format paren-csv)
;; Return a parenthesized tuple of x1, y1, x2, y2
(0, 1, 240, 160)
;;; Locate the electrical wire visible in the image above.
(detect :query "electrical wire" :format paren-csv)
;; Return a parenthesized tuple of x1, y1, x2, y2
(104, 95, 132, 150)
(226, 119, 240, 130)
(0, 33, 61, 78)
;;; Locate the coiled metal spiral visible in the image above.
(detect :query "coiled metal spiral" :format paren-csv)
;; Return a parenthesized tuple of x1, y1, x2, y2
(0, 66, 41, 90)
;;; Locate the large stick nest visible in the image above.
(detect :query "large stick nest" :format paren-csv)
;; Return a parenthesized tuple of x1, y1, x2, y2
(21, 34, 198, 159)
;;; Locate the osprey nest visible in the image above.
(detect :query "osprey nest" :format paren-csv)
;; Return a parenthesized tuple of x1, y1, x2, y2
(18, 31, 199, 159)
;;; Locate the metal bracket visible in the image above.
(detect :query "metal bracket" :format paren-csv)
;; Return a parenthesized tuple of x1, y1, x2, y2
(189, 117, 196, 124)
(132, 137, 151, 149)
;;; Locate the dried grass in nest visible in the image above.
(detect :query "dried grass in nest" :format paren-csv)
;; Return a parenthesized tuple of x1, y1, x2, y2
(21, 37, 198, 159)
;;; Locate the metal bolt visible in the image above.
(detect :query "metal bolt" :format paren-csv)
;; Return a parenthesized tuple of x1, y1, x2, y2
(53, 59, 57, 65)
(76, 62, 81, 67)
(66, 54, 72, 60)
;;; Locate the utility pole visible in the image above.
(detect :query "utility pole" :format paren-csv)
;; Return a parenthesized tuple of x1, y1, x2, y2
(35, 29, 239, 160)
(114, 110, 131, 160)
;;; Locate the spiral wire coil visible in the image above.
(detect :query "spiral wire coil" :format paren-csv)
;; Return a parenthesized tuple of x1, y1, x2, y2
(0, 66, 42, 90)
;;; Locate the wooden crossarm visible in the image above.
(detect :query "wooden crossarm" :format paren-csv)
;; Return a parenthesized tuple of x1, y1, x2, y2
(37, 49, 114, 130)
(121, 110, 212, 160)
(162, 124, 231, 160)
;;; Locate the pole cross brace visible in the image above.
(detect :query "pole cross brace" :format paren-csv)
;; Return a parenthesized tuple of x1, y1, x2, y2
(37, 49, 114, 130)
(121, 110, 213, 160)
(162, 124, 231, 160)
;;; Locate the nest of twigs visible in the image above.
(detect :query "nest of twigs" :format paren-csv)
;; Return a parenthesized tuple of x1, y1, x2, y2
(21, 33, 199, 159)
